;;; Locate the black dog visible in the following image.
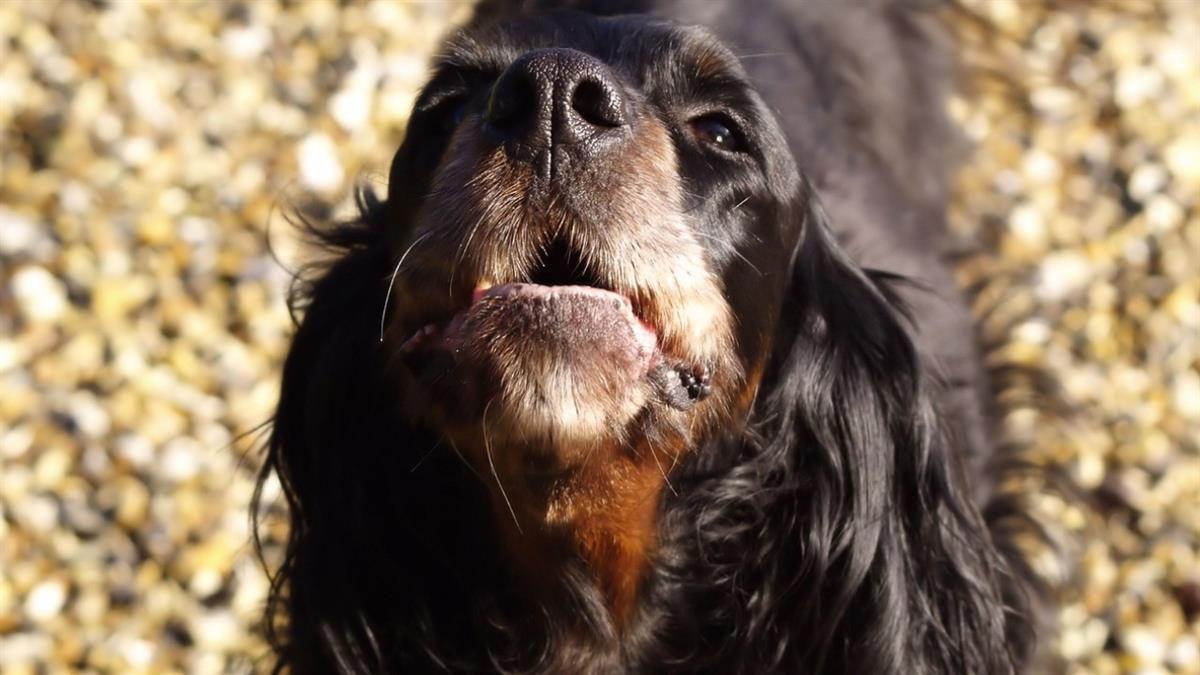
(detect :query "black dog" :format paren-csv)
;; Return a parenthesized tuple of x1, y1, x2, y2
(256, 1, 1039, 672)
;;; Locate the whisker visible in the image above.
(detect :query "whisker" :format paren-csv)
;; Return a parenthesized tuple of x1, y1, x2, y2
(483, 399, 523, 534)
(646, 435, 679, 497)
(409, 436, 445, 473)
(692, 231, 763, 276)
(446, 438, 485, 484)
(380, 231, 433, 342)
(449, 190, 507, 300)
(735, 51, 787, 60)
(665, 429, 684, 475)
(450, 215, 482, 300)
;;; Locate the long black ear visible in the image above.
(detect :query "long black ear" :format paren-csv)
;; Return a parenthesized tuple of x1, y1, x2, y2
(252, 190, 397, 674)
(746, 185, 1033, 673)
(254, 190, 515, 674)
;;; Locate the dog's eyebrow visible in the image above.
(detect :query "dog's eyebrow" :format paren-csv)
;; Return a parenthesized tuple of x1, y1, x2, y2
(438, 30, 520, 75)
(668, 38, 759, 106)
(690, 43, 737, 83)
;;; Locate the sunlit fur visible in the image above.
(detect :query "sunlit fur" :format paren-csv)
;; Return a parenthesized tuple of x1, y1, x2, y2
(255, 2, 1040, 673)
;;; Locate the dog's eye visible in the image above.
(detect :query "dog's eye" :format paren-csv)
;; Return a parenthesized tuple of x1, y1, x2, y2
(689, 115, 743, 153)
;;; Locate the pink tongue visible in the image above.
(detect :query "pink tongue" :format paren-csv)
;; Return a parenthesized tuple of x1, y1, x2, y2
(444, 283, 659, 377)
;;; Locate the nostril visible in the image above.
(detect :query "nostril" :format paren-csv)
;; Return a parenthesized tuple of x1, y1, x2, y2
(485, 48, 627, 146)
(570, 78, 624, 128)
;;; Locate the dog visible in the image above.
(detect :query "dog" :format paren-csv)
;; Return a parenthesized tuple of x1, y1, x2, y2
(255, 1, 1040, 672)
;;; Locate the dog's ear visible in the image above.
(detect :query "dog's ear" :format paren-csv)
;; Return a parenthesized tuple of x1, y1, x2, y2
(256, 190, 509, 673)
(254, 191, 404, 673)
(748, 181, 1031, 672)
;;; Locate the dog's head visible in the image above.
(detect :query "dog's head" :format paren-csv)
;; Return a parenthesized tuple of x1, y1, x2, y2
(375, 10, 805, 581)
(389, 12, 800, 445)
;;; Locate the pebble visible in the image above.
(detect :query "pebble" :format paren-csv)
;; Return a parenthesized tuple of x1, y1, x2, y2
(160, 437, 203, 484)
(297, 132, 345, 192)
(1115, 66, 1165, 109)
(11, 265, 68, 322)
(1128, 163, 1168, 202)
(1171, 371, 1200, 420)
(23, 580, 67, 623)
(0, 339, 28, 375)
(1037, 251, 1093, 301)
(1165, 133, 1200, 187)
(1167, 636, 1199, 671)
(191, 610, 241, 650)
(0, 208, 44, 256)
(1124, 625, 1168, 667)
(13, 494, 59, 535)
(1009, 203, 1047, 247)
(0, 633, 52, 670)
(62, 390, 112, 439)
(1145, 194, 1185, 232)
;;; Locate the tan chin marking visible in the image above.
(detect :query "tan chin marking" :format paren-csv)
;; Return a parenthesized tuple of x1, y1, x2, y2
(490, 366, 649, 452)
(495, 440, 683, 627)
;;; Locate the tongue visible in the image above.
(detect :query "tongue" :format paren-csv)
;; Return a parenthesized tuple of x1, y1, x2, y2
(440, 283, 658, 379)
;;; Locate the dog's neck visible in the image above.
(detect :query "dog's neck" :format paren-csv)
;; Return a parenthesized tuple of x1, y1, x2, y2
(494, 451, 671, 626)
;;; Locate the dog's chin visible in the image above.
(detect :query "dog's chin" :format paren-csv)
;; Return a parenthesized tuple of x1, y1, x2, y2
(402, 283, 671, 464)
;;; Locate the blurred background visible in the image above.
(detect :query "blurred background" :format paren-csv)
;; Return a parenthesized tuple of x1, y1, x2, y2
(0, 1, 1196, 673)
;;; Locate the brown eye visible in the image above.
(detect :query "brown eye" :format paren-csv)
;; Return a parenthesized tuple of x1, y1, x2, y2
(689, 115, 743, 153)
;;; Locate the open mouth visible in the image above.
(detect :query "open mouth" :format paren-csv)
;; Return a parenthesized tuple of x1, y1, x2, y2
(397, 236, 711, 409)
(400, 237, 657, 373)
(527, 236, 607, 288)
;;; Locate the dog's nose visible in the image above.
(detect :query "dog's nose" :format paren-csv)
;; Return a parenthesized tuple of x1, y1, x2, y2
(485, 48, 627, 151)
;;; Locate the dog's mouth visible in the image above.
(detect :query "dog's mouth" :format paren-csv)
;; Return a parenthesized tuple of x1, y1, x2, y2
(404, 281, 660, 378)
(397, 236, 712, 419)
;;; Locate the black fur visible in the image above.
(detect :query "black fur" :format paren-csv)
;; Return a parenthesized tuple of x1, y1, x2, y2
(255, 1, 1039, 672)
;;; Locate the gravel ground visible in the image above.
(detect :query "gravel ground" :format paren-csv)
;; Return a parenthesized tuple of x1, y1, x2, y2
(0, 1, 1196, 673)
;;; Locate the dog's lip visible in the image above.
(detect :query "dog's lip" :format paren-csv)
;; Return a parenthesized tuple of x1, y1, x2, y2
(398, 282, 712, 411)
(399, 281, 659, 357)
(473, 281, 630, 308)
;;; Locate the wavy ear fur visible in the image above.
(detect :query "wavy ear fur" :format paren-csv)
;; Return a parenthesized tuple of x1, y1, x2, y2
(684, 183, 1032, 673)
(256, 192, 494, 674)
(255, 192, 562, 675)
(254, 191, 398, 673)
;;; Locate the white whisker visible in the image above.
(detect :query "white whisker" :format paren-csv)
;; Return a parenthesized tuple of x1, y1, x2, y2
(409, 436, 445, 473)
(446, 438, 485, 483)
(379, 231, 433, 342)
(692, 231, 762, 276)
(483, 400, 522, 534)
(646, 435, 678, 497)
(735, 52, 786, 60)
(450, 206, 490, 300)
